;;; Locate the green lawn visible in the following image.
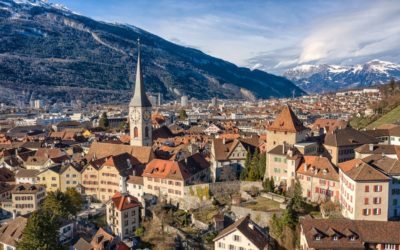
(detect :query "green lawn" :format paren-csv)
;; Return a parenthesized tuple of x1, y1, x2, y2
(367, 105, 400, 128)
(241, 197, 281, 212)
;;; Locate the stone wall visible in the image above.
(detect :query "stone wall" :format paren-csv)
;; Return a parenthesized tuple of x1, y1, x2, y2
(261, 192, 287, 203)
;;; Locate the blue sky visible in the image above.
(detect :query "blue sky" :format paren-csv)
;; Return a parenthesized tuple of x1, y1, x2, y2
(48, 0, 400, 73)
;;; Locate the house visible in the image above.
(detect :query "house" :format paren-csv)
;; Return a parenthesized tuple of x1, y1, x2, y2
(266, 105, 308, 151)
(296, 156, 340, 203)
(38, 165, 63, 192)
(82, 153, 140, 203)
(365, 125, 400, 146)
(338, 158, 390, 221)
(300, 217, 400, 250)
(142, 153, 210, 203)
(265, 145, 302, 189)
(354, 144, 400, 160)
(127, 175, 144, 205)
(213, 215, 269, 250)
(1, 184, 46, 216)
(15, 169, 39, 184)
(90, 227, 118, 250)
(59, 164, 82, 192)
(309, 118, 348, 136)
(204, 123, 222, 135)
(106, 192, 141, 240)
(323, 127, 378, 164)
(0, 216, 27, 250)
(210, 137, 258, 182)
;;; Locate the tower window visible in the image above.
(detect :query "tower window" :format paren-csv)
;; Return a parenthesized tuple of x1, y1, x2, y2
(134, 127, 138, 138)
(145, 126, 149, 138)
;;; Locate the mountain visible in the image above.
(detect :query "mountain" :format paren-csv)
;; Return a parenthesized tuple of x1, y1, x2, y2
(284, 60, 400, 93)
(0, 0, 304, 105)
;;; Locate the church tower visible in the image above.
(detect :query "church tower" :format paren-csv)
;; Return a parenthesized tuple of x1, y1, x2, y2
(129, 39, 152, 147)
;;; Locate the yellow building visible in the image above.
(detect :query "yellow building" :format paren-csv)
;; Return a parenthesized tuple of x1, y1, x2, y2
(60, 164, 82, 192)
(38, 165, 62, 192)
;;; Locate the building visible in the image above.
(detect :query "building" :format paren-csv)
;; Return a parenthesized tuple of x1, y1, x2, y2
(339, 158, 390, 221)
(296, 156, 340, 203)
(2, 184, 46, 216)
(106, 192, 141, 240)
(323, 127, 378, 164)
(355, 144, 400, 160)
(142, 153, 210, 202)
(0, 216, 27, 250)
(265, 145, 301, 189)
(59, 164, 82, 192)
(37, 165, 62, 192)
(266, 105, 308, 151)
(15, 169, 39, 184)
(300, 217, 400, 250)
(82, 153, 140, 203)
(213, 215, 269, 250)
(127, 175, 144, 205)
(210, 137, 258, 182)
(129, 40, 153, 147)
(310, 118, 348, 136)
(181, 95, 189, 107)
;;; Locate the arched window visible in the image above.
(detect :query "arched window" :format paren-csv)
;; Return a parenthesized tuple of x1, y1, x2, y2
(145, 126, 149, 138)
(134, 127, 138, 138)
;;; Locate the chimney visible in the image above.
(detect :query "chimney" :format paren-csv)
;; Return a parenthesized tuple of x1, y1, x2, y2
(282, 143, 286, 154)
(120, 176, 127, 194)
(369, 144, 374, 152)
(222, 138, 226, 144)
(304, 163, 308, 171)
(249, 222, 254, 230)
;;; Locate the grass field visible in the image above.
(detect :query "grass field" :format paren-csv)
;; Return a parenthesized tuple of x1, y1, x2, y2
(241, 197, 281, 212)
(367, 105, 400, 128)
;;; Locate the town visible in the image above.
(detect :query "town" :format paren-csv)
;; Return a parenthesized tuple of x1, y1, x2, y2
(0, 39, 399, 250)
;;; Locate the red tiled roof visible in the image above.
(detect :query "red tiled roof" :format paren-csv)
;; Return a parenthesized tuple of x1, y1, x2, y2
(267, 105, 307, 133)
(111, 192, 140, 211)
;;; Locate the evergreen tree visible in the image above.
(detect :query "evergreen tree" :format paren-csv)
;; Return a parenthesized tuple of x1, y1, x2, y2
(263, 178, 275, 193)
(18, 210, 62, 250)
(241, 151, 252, 180)
(258, 152, 266, 180)
(99, 112, 109, 128)
(247, 149, 260, 180)
(292, 180, 304, 211)
(178, 109, 188, 120)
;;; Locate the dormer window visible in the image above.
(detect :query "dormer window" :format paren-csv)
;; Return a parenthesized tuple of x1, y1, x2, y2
(350, 236, 356, 241)
(315, 235, 321, 241)
(333, 236, 338, 241)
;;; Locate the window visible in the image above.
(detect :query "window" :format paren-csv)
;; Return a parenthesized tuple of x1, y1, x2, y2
(134, 127, 138, 138)
(363, 208, 370, 216)
(350, 236, 356, 241)
(218, 242, 225, 248)
(374, 185, 382, 192)
(393, 199, 398, 206)
(315, 236, 321, 241)
(52, 177, 56, 181)
(384, 244, 396, 250)
(145, 126, 149, 138)
(373, 197, 381, 204)
(364, 198, 369, 205)
(365, 185, 369, 192)
(333, 236, 338, 241)
(233, 235, 240, 242)
(229, 245, 234, 250)
(373, 208, 381, 215)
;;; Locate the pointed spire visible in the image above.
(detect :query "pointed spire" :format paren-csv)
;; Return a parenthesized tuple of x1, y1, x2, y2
(130, 38, 152, 107)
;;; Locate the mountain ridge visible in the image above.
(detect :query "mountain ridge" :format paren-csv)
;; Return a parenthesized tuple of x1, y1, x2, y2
(0, 0, 305, 105)
(284, 60, 400, 93)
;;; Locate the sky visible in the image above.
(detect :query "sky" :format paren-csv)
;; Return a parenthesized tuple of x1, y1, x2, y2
(48, 0, 400, 74)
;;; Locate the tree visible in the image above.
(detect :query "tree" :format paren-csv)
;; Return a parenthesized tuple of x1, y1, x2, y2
(178, 109, 188, 120)
(18, 210, 62, 250)
(99, 112, 109, 128)
(292, 180, 304, 211)
(263, 178, 275, 193)
(65, 188, 83, 215)
(247, 149, 260, 180)
(43, 190, 73, 218)
(258, 152, 266, 180)
(135, 227, 144, 237)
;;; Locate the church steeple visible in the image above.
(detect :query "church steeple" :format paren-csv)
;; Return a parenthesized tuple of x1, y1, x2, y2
(129, 38, 152, 147)
(130, 38, 152, 107)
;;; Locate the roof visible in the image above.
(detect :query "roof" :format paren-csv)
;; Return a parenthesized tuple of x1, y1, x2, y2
(0, 216, 28, 247)
(86, 141, 152, 164)
(90, 227, 114, 249)
(300, 217, 400, 249)
(143, 153, 209, 181)
(212, 137, 258, 161)
(214, 215, 269, 249)
(15, 169, 39, 178)
(129, 42, 152, 107)
(338, 159, 390, 182)
(102, 153, 141, 177)
(12, 184, 45, 194)
(110, 192, 141, 211)
(362, 155, 400, 175)
(311, 118, 348, 133)
(296, 156, 339, 181)
(73, 237, 91, 250)
(324, 127, 378, 147)
(354, 144, 399, 156)
(127, 175, 144, 185)
(267, 105, 307, 133)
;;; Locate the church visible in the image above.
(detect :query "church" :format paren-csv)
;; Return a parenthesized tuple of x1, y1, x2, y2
(129, 39, 152, 147)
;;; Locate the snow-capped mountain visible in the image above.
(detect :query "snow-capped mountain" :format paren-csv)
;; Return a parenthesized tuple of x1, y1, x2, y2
(284, 60, 400, 93)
